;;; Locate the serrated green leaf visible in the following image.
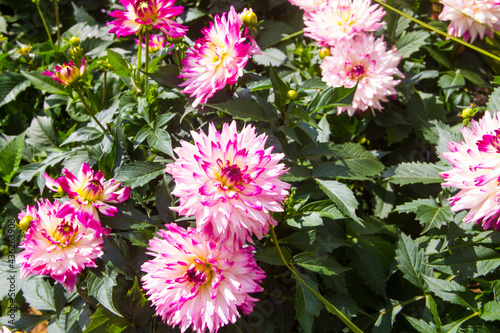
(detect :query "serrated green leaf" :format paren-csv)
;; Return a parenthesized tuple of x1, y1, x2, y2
(26, 116, 61, 150)
(252, 47, 287, 66)
(61, 127, 103, 146)
(86, 269, 122, 318)
(373, 181, 395, 219)
(147, 128, 174, 157)
(0, 72, 31, 107)
(306, 86, 356, 114)
(120, 276, 154, 326)
(372, 299, 405, 333)
(293, 252, 349, 276)
(209, 99, 268, 122)
(83, 305, 129, 333)
(315, 179, 361, 224)
(294, 271, 322, 333)
(438, 70, 466, 100)
(107, 49, 133, 77)
(405, 316, 437, 332)
(423, 276, 477, 310)
(416, 204, 453, 233)
(395, 233, 432, 292)
(491, 280, 500, 302)
(431, 246, 500, 279)
(480, 301, 500, 321)
(348, 245, 387, 297)
(114, 161, 165, 188)
(100, 203, 156, 230)
(396, 30, 430, 57)
(21, 70, 67, 95)
(21, 275, 56, 311)
(394, 198, 437, 214)
(487, 86, 500, 112)
(384, 162, 444, 185)
(0, 133, 25, 183)
(255, 246, 291, 266)
(47, 304, 81, 333)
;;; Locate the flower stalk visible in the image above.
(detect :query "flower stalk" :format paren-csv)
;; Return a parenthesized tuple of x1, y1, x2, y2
(34, 0, 53, 46)
(75, 88, 108, 134)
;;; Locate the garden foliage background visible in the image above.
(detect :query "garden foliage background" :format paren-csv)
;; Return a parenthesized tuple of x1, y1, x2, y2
(1, 0, 500, 332)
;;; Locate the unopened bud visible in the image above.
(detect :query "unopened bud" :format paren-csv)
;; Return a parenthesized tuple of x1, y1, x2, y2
(461, 106, 479, 126)
(18, 215, 33, 231)
(287, 89, 298, 101)
(319, 47, 331, 59)
(69, 36, 80, 46)
(241, 9, 257, 27)
(166, 35, 183, 43)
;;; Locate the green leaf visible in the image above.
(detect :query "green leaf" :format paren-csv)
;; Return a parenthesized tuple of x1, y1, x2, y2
(480, 301, 500, 321)
(315, 179, 361, 224)
(372, 299, 405, 333)
(100, 204, 156, 230)
(21, 275, 56, 311)
(348, 245, 387, 297)
(395, 233, 432, 292)
(396, 31, 430, 57)
(423, 276, 477, 310)
(491, 280, 500, 302)
(255, 246, 291, 266)
(147, 128, 174, 157)
(10, 152, 67, 186)
(415, 204, 453, 233)
(384, 162, 444, 185)
(438, 70, 466, 100)
(0, 72, 31, 107)
(26, 116, 61, 150)
(107, 49, 133, 77)
(294, 271, 323, 333)
(404, 316, 437, 332)
(293, 252, 349, 276)
(373, 181, 395, 219)
(487, 86, 500, 112)
(252, 47, 287, 66)
(83, 305, 129, 333)
(120, 276, 154, 326)
(86, 269, 122, 318)
(394, 198, 437, 214)
(209, 99, 268, 122)
(114, 161, 165, 188)
(423, 45, 453, 69)
(21, 70, 66, 95)
(306, 86, 356, 114)
(47, 304, 81, 333)
(0, 133, 25, 183)
(61, 127, 103, 146)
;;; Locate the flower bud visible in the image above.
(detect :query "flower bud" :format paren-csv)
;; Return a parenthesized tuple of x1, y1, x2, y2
(241, 9, 257, 27)
(166, 35, 183, 43)
(18, 215, 33, 231)
(17, 44, 32, 56)
(287, 89, 298, 101)
(69, 36, 80, 46)
(319, 47, 331, 59)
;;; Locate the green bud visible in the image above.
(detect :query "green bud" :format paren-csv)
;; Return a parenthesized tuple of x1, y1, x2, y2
(18, 215, 33, 231)
(166, 35, 183, 43)
(287, 89, 298, 101)
(241, 10, 257, 27)
(319, 47, 331, 59)
(70, 36, 80, 46)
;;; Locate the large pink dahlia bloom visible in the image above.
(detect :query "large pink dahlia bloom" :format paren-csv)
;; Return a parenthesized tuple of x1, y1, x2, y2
(439, 0, 500, 42)
(44, 163, 130, 234)
(178, 6, 261, 108)
(304, 0, 386, 46)
(141, 223, 265, 333)
(16, 199, 104, 291)
(320, 34, 403, 116)
(107, 0, 187, 39)
(165, 122, 290, 244)
(441, 111, 500, 230)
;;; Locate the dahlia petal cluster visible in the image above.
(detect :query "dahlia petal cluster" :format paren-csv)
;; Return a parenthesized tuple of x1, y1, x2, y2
(44, 162, 130, 235)
(320, 34, 404, 116)
(16, 199, 104, 291)
(441, 111, 500, 230)
(107, 0, 187, 39)
(165, 122, 290, 244)
(303, 0, 386, 46)
(141, 224, 265, 333)
(42, 59, 86, 86)
(438, 0, 500, 42)
(179, 6, 261, 108)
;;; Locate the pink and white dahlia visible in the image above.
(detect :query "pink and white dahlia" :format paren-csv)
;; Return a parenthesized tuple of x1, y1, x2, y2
(288, 0, 327, 15)
(304, 0, 386, 46)
(44, 163, 130, 234)
(179, 6, 261, 108)
(165, 122, 290, 244)
(107, 0, 187, 39)
(135, 34, 168, 53)
(320, 34, 403, 116)
(141, 223, 265, 333)
(439, 0, 500, 42)
(42, 59, 86, 86)
(441, 111, 500, 230)
(16, 199, 104, 291)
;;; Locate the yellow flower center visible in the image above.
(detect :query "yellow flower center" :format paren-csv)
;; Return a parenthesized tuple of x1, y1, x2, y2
(77, 180, 104, 203)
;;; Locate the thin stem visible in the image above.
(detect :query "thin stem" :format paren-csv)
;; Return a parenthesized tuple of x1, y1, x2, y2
(54, 0, 60, 50)
(101, 71, 107, 109)
(266, 30, 304, 48)
(373, 0, 500, 62)
(270, 226, 363, 333)
(136, 28, 144, 82)
(75, 88, 107, 134)
(35, 0, 53, 46)
(145, 30, 150, 74)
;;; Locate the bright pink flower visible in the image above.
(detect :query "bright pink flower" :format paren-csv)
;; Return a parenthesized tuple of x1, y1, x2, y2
(165, 122, 290, 244)
(16, 199, 104, 291)
(141, 223, 265, 333)
(441, 111, 500, 230)
(44, 163, 130, 234)
(135, 34, 168, 52)
(107, 0, 187, 39)
(439, 0, 500, 42)
(320, 34, 403, 116)
(42, 59, 86, 86)
(304, 0, 386, 46)
(178, 6, 261, 108)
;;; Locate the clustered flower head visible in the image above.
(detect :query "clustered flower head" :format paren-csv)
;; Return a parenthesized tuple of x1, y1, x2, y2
(321, 34, 403, 116)
(141, 224, 265, 333)
(107, 0, 187, 39)
(441, 111, 500, 230)
(178, 6, 261, 108)
(16, 199, 104, 291)
(438, 0, 500, 43)
(42, 59, 86, 86)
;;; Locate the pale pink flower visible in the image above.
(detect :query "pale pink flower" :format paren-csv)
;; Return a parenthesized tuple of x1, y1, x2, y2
(304, 0, 386, 46)
(141, 223, 265, 333)
(135, 34, 168, 53)
(1, 327, 12, 333)
(107, 0, 187, 39)
(289, 0, 327, 14)
(320, 34, 403, 116)
(441, 111, 500, 230)
(42, 59, 86, 86)
(44, 163, 130, 234)
(16, 199, 104, 291)
(165, 122, 290, 244)
(179, 6, 261, 108)
(439, 0, 500, 42)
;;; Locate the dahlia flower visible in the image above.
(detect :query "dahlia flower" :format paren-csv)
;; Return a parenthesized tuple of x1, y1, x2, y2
(439, 0, 500, 42)
(304, 0, 386, 46)
(44, 163, 130, 234)
(165, 122, 290, 244)
(141, 223, 265, 333)
(135, 34, 168, 53)
(320, 34, 403, 116)
(42, 59, 86, 86)
(288, 0, 327, 15)
(107, 0, 187, 39)
(441, 111, 500, 230)
(178, 6, 261, 108)
(16, 199, 104, 291)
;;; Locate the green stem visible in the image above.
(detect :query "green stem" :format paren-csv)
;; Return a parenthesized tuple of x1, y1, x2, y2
(54, 0, 60, 50)
(266, 30, 304, 48)
(75, 88, 107, 134)
(373, 0, 500, 62)
(35, 0, 53, 46)
(101, 71, 107, 109)
(270, 226, 363, 333)
(145, 30, 150, 74)
(136, 28, 144, 82)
